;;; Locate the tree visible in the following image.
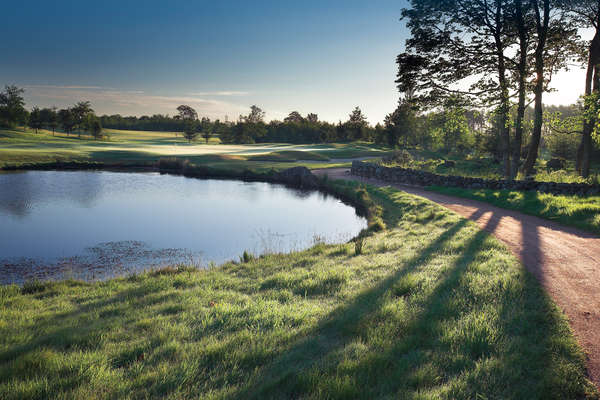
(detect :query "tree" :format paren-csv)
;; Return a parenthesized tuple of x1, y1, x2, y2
(58, 108, 76, 135)
(284, 111, 304, 123)
(384, 100, 417, 147)
(183, 120, 199, 143)
(28, 107, 43, 133)
(244, 105, 265, 124)
(560, 0, 600, 177)
(85, 114, 103, 140)
(346, 106, 369, 140)
(72, 101, 93, 138)
(520, 0, 579, 176)
(0, 85, 27, 128)
(306, 113, 318, 123)
(397, 0, 515, 176)
(176, 105, 198, 121)
(40, 107, 58, 136)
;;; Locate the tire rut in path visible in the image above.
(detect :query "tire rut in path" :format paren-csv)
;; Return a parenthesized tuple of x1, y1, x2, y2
(314, 168, 600, 388)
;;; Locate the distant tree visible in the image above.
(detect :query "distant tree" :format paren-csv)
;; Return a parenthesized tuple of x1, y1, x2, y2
(244, 105, 266, 123)
(176, 105, 198, 121)
(40, 107, 58, 135)
(345, 106, 369, 140)
(183, 120, 199, 143)
(306, 113, 318, 123)
(284, 111, 304, 123)
(0, 85, 27, 128)
(28, 107, 43, 133)
(72, 101, 93, 137)
(58, 108, 76, 135)
(85, 114, 103, 140)
(384, 99, 417, 148)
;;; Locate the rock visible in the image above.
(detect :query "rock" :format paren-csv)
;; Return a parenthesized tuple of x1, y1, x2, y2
(547, 158, 566, 171)
(275, 166, 319, 189)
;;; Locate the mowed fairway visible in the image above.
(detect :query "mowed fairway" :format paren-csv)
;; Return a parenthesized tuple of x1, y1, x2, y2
(0, 128, 388, 170)
(0, 181, 596, 399)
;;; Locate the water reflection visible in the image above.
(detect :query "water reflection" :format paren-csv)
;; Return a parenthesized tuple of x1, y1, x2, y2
(0, 171, 102, 217)
(0, 171, 366, 284)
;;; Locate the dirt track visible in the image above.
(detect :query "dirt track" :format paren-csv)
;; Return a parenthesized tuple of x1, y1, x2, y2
(314, 168, 600, 387)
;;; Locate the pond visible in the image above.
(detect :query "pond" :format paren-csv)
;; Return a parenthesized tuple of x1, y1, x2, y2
(0, 170, 366, 284)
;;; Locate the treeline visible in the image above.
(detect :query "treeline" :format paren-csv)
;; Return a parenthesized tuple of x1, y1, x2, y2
(0, 86, 104, 139)
(101, 104, 381, 144)
(397, 0, 600, 178)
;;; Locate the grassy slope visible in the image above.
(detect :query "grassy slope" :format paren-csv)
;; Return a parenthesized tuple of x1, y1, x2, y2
(428, 186, 600, 236)
(0, 180, 596, 399)
(0, 129, 387, 171)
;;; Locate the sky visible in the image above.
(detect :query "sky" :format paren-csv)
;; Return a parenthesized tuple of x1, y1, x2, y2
(0, 1, 590, 124)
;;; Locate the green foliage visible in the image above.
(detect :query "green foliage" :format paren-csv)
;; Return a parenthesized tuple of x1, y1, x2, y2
(240, 250, 255, 263)
(0, 85, 27, 128)
(28, 107, 43, 133)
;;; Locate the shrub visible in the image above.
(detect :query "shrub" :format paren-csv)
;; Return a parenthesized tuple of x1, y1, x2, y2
(382, 149, 413, 166)
(240, 250, 255, 263)
(21, 280, 47, 295)
(354, 236, 365, 255)
(157, 157, 190, 171)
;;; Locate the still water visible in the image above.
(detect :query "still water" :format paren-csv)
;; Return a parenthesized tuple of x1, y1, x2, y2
(0, 171, 366, 284)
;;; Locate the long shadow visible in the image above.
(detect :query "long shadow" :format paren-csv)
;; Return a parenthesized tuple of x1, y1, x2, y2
(233, 211, 582, 398)
(230, 218, 470, 398)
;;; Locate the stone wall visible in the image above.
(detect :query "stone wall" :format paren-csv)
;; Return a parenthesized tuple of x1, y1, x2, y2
(351, 161, 600, 196)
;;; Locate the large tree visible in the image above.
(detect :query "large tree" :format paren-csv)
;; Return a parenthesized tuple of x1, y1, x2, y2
(397, 0, 515, 176)
(560, 0, 600, 177)
(176, 105, 198, 121)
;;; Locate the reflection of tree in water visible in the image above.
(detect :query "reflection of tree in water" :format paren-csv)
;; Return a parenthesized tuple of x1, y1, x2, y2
(64, 171, 102, 208)
(0, 171, 33, 217)
(0, 171, 103, 217)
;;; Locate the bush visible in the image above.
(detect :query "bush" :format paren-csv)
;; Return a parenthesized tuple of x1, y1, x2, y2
(157, 157, 190, 171)
(354, 235, 365, 255)
(240, 250, 255, 263)
(382, 149, 413, 166)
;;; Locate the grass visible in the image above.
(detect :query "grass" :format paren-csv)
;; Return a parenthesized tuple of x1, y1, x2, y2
(0, 178, 596, 399)
(0, 128, 386, 171)
(247, 150, 331, 162)
(392, 149, 600, 184)
(428, 186, 600, 236)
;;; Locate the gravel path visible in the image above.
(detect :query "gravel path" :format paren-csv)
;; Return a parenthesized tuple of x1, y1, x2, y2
(314, 168, 600, 387)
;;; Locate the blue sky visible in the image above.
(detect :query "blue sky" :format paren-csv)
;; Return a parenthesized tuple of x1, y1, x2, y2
(1, 1, 587, 123)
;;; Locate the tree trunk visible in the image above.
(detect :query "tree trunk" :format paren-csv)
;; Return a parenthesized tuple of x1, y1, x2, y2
(494, 3, 511, 178)
(577, 22, 600, 177)
(512, 0, 528, 179)
(523, 0, 549, 177)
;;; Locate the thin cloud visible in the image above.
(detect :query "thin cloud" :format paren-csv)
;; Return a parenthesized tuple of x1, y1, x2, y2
(187, 91, 250, 96)
(25, 85, 107, 90)
(24, 86, 250, 120)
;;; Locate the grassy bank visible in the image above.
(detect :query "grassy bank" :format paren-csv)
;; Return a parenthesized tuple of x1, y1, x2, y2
(429, 186, 600, 236)
(390, 149, 600, 184)
(0, 177, 596, 399)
